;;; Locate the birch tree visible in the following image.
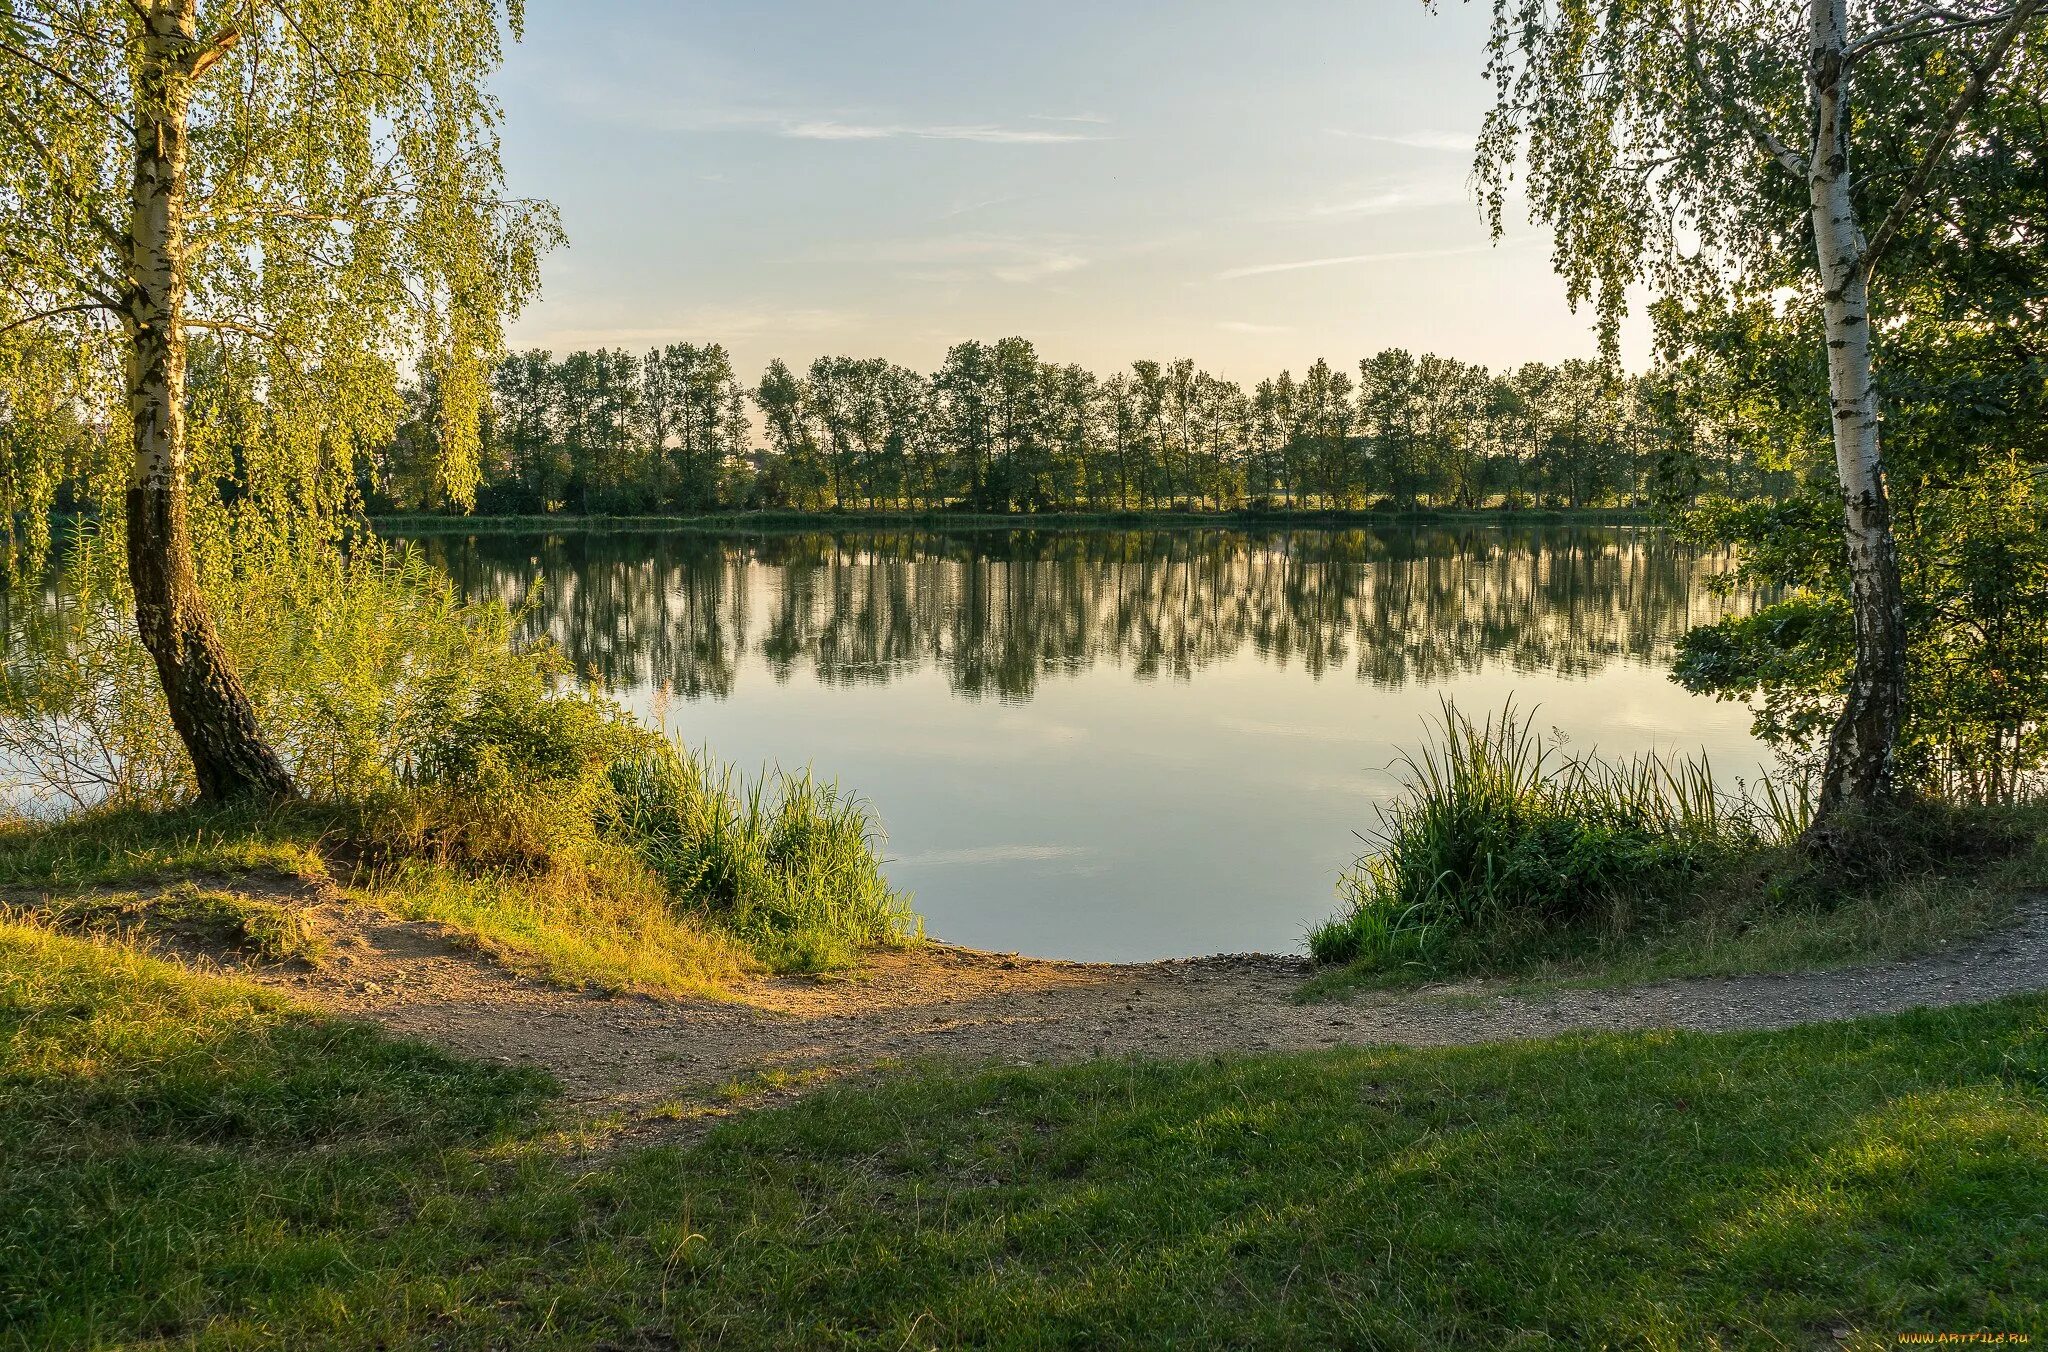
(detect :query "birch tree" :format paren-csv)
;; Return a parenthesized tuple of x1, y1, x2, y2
(0, 0, 557, 800)
(1462, 0, 2045, 821)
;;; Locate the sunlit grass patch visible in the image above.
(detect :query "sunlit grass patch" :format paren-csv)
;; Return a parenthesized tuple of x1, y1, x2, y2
(0, 801, 331, 891)
(638, 1065, 867, 1130)
(5, 919, 2044, 1348)
(0, 919, 552, 1345)
(32, 881, 331, 965)
(1514, 822, 2048, 989)
(606, 744, 921, 973)
(359, 854, 750, 997)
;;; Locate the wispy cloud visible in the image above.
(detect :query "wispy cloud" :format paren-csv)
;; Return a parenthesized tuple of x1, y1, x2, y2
(1215, 243, 1494, 281)
(781, 119, 1106, 144)
(990, 252, 1089, 283)
(1328, 128, 1475, 152)
(826, 233, 1092, 285)
(1301, 181, 1471, 219)
(943, 193, 1026, 219)
(1030, 111, 1114, 125)
(559, 78, 1110, 146)
(1216, 320, 1294, 335)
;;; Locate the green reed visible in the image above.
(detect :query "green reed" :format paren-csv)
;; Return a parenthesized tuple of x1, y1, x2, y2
(1309, 700, 1808, 970)
(605, 742, 920, 973)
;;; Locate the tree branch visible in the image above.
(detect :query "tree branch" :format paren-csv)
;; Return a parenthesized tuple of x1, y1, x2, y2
(188, 26, 239, 81)
(268, 2, 396, 88)
(1680, 0, 1809, 180)
(0, 38, 136, 132)
(1864, 0, 2046, 277)
(0, 105, 126, 253)
(3, 11, 128, 47)
(0, 302, 113, 340)
(181, 316, 277, 341)
(0, 228, 122, 307)
(1846, 4, 2022, 60)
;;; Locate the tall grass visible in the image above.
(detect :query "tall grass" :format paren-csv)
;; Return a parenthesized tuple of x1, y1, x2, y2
(402, 682, 919, 973)
(606, 745, 919, 973)
(1309, 701, 1807, 971)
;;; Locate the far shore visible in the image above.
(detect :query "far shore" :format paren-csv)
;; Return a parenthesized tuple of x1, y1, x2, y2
(368, 505, 1658, 536)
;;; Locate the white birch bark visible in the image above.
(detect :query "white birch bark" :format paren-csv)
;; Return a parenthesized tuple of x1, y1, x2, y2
(1807, 0, 1910, 818)
(124, 0, 295, 802)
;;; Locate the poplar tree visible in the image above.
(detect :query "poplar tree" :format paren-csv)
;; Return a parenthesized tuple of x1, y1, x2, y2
(0, 0, 556, 800)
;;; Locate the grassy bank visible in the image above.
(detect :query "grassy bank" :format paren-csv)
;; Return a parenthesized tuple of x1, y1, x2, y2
(4, 916, 2044, 1348)
(1307, 704, 2048, 998)
(368, 505, 1655, 536)
(0, 763, 919, 994)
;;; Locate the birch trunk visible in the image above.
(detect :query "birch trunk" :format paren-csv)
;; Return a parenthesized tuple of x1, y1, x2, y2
(125, 2, 295, 802)
(1807, 0, 1909, 819)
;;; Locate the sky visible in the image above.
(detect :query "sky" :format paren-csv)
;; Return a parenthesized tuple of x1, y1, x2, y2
(495, 0, 1648, 385)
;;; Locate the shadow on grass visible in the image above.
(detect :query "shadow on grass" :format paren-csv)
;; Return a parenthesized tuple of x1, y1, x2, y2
(4, 917, 2044, 1348)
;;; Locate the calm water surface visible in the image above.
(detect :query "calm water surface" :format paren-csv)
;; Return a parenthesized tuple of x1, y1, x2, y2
(417, 526, 1769, 961)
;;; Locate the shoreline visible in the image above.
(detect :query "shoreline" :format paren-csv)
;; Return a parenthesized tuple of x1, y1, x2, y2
(368, 506, 1657, 536)
(254, 894, 2048, 1112)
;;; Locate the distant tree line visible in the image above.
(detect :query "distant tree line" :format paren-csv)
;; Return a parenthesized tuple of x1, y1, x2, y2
(364, 339, 1791, 517)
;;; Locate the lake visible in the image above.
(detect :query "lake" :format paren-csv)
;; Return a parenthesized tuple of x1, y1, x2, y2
(411, 523, 1772, 962)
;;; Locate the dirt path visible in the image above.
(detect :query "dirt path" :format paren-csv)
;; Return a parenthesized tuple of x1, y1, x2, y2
(250, 892, 2048, 1125)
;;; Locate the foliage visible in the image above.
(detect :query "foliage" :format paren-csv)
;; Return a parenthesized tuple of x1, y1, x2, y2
(364, 338, 1783, 518)
(381, 660, 918, 972)
(1309, 702, 1802, 970)
(5, 919, 2048, 1346)
(1, 520, 558, 811)
(1469, 0, 2043, 355)
(397, 680, 641, 874)
(1677, 459, 2048, 802)
(0, 0, 560, 531)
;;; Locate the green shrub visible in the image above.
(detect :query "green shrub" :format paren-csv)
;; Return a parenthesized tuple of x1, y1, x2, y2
(350, 686, 916, 973)
(5, 522, 919, 976)
(409, 686, 635, 794)
(1309, 702, 1801, 970)
(1676, 459, 2048, 805)
(392, 682, 645, 873)
(2, 520, 557, 810)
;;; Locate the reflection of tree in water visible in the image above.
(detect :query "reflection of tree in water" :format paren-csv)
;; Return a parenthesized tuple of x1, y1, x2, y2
(414, 527, 1752, 702)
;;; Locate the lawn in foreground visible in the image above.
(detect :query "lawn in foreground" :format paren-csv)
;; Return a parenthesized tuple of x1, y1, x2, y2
(3, 918, 2044, 1349)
